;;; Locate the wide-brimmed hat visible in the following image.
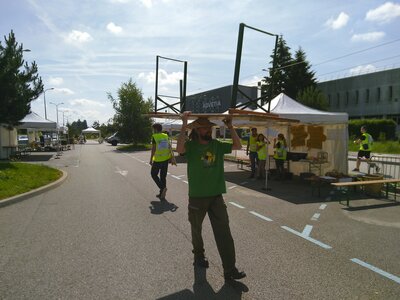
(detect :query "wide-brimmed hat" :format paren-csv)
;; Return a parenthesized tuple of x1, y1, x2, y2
(187, 117, 216, 129)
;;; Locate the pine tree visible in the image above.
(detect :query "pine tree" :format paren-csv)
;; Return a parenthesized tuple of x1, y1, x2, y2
(262, 36, 292, 103)
(286, 48, 316, 99)
(262, 38, 318, 104)
(297, 86, 329, 111)
(0, 30, 43, 127)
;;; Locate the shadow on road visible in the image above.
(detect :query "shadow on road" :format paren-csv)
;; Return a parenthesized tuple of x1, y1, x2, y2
(224, 170, 327, 205)
(156, 265, 248, 299)
(149, 200, 178, 214)
(20, 153, 54, 162)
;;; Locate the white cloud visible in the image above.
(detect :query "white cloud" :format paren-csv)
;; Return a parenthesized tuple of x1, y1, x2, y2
(349, 64, 377, 75)
(107, 22, 123, 34)
(65, 30, 93, 43)
(325, 12, 349, 29)
(48, 76, 63, 86)
(366, 2, 400, 23)
(138, 69, 183, 85)
(69, 98, 105, 107)
(351, 31, 385, 42)
(140, 0, 153, 8)
(110, 0, 131, 2)
(240, 76, 261, 87)
(55, 88, 74, 95)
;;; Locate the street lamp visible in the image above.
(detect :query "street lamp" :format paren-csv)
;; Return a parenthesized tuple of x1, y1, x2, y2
(43, 87, 55, 119)
(49, 102, 64, 127)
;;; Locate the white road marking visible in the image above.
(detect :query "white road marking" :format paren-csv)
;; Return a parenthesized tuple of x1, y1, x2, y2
(319, 204, 327, 210)
(228, 186, 237, 190)
(183, 180, 188, 184)
(249, 211, 273, 222)
(171, 175, 182, 180)
(350, 258, 400, 284)
(311, 213, 320, 221)
(229, 202, 245, 209)
(240, 181, 248, 185)
(115, 166, 128, 177)
(281, 226, 332, 249)
(302, 225, 313, 237)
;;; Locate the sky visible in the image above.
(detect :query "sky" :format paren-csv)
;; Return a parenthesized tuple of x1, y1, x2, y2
(1, 0, 400, 126)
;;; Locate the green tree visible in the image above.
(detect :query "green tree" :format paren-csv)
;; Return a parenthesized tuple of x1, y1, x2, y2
(108, 79, 153, 144)
(262, 36, 292, 102)
(67, 119, 88, 137)
(98, 121, 117, 139)
(297, 86, 329, 111)
(0, 30, 43, 127)
(286, 48, 316, 99)
(92, 121, 100, 129)
(262, 38, 318, 105)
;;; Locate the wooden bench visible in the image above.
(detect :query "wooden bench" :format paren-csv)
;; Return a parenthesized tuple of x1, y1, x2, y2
(331, 179, 400, 206)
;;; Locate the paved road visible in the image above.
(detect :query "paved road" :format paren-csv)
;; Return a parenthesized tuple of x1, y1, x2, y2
(0, 141, 399, 299)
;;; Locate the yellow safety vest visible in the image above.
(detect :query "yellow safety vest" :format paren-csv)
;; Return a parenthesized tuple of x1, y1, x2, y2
(359, 133, 373, 151)
(152, 133, 171, 162)
(257, 141, 267, 160)
(249, 135, 258, 152)
(273, 140, 287, 160)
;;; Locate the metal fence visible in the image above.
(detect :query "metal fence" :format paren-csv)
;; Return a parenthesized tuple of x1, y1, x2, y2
(369, 155, 400, 179)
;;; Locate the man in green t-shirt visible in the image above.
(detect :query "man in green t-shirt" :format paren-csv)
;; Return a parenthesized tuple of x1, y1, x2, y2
(176, 112, 246, 281)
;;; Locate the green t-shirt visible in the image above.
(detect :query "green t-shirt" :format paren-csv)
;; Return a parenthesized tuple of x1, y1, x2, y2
(185, 139, 232, 198)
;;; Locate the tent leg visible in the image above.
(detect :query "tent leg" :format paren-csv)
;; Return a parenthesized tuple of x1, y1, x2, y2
(262, 128, 271, 191)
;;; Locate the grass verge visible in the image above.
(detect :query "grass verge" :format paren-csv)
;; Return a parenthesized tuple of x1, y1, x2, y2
(348, 140, 400, 155)
(0, 162, 63, 200)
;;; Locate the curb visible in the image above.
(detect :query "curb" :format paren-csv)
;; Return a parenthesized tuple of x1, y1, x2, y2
(0, 169, 68, 208)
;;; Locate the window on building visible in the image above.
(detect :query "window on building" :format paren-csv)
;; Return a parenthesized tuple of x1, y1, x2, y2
(328, 94, 331, 106)
(377, 87, 381, 102)
(355, 90, 359, 104)
(346, 92, 349, 105)
(366, 89, 369, 103)
(389, 86, 393, 100)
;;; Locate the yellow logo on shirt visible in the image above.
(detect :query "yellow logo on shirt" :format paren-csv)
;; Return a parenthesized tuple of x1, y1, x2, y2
(201, 151, 216, 167)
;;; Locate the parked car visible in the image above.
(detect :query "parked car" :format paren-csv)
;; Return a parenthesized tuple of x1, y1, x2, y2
(18, 135, 29, 145)
(105, 132, 120, 146)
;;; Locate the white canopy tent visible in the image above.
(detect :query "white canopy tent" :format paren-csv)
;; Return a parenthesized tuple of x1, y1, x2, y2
(18, 112, 57, 130)
(0, 112, 58, 158)
(82, 127, 101, 134)
(81, 127, 101, 142)
(17, 112, 59, 145)
(254, 93, 349, 175)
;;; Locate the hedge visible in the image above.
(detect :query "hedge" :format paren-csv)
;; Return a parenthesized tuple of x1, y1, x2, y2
(348, 118, 397, 141)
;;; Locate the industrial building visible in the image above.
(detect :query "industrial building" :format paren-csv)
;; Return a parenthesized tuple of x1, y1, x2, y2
(317, 67, 400, 126)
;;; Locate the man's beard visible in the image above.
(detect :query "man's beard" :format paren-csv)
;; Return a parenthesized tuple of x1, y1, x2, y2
(200, 132, 212, 141)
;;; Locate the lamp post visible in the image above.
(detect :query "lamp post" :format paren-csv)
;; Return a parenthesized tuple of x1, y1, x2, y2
(43, 88, 55, 119)
(49, 102, 64, 127)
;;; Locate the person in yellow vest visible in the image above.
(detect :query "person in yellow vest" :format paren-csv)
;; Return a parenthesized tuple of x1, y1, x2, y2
(353, 125, 373, 172)
(246, 128, 258, 178)
(256, 133, 270, 179)
(150, 123, 172, 200)
(273, 133, 287, 180)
